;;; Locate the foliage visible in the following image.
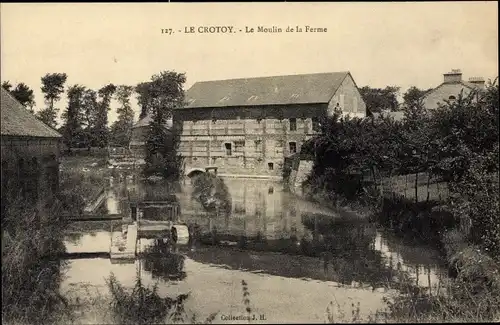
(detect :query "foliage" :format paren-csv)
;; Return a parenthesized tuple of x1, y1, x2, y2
(2, 80, 12, 91)
(305, 79, 499, 259)
(359, 85, 400, 114)
(110, 85, 135, 147)
(106, 272, 218, 324)
(59, 167, 107, 215)
(61, 85, 86, 150)
(2, 195, 69, 325)
(11, 82, 36, 111)
(106, 272, 189, 325)
(38, 73, 68, 129)
(2, 81, 36, 112)
(135, 81, 152, 120)
(402, 86, 431, 109)
(191, 173, 232, 217)
(143, 71, 186, 180)
(94, 83, 117, 148)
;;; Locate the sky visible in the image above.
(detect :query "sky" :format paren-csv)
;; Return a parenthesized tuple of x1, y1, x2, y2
(1, 2, 498, 126)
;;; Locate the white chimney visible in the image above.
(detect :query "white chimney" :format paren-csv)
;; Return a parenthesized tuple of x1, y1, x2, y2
(443, 69, 462, 84)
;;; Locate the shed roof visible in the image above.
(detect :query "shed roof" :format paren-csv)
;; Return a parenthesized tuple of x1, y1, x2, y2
(1, 88, 61, 138)
(131, 114, 173, 130)
(180, 72, 350, 109)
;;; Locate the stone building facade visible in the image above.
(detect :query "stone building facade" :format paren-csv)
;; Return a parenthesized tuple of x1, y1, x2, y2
(1, 88, 62, 209)
(422, 69, 485, 110)
(173, 72, 366, 177)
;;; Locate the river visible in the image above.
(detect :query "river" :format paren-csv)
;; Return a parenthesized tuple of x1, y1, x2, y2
(62, 177, 450, 323)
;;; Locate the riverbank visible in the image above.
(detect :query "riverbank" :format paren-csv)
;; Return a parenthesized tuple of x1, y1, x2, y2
(295, 183, 500, 322)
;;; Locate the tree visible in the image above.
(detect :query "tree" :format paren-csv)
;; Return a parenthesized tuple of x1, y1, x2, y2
(403, 86, 432, 109)
(144, 71, 186, 180)
(95, 84, 117, 148)
(136, 81, 152, 120)
(38, 73, 68, 129)
(359, 86, 400, 114)
(2, 81, 12, 92)
(61, 85, 86, 151)
(2, 82, 36, 112)
(110, 85, 135, 147)
(81, 89, 99, 150)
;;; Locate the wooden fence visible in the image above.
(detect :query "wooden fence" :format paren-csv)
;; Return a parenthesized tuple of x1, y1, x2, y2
(378, 172, 450, 203)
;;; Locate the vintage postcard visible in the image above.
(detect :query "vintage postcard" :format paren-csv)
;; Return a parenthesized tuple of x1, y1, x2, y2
(1, 2, 498, 324)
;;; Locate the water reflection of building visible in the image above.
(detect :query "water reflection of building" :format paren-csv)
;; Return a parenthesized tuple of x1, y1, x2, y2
(179, 179, 306, 240)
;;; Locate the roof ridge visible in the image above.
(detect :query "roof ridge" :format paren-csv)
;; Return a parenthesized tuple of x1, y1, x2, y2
(193, 71, 350, 85)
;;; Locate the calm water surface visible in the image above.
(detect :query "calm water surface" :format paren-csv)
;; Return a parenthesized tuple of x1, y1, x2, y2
(62, 178, 449, 323)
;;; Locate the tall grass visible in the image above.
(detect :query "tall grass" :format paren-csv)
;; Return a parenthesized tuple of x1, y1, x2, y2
(105, 272, 218, 324)
(2, 196, 70, 325)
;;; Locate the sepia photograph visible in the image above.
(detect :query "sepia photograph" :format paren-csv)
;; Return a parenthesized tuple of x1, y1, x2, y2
(1, 2, 498, 324)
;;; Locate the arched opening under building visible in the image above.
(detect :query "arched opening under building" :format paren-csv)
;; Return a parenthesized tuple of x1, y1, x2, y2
(186, 168, 206, 178)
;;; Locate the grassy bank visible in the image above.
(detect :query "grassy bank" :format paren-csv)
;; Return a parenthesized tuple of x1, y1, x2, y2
(59, 156, 110, 215)
(2, 197, 70, 325)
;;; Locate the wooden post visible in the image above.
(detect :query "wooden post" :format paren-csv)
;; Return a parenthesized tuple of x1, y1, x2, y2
(404, 174, 408, 199)
(414, 172, 419, 204)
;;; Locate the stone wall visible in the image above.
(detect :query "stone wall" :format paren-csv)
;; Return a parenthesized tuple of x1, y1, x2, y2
(1, 136, 61, 204)
(174, 104, 327, 176)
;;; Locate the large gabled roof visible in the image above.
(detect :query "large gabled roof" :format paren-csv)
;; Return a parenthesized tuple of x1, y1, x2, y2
(1, 88, 61, 138)
(180, 72, 351, 109)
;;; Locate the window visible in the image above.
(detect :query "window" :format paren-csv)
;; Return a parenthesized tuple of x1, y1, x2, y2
(353, 97, 358, 113)
(340, 94, 345, 109)
(225, 143, 232, 156)
(234, 141, 245, 152)
(312, 118, 320, 132)
(449, 95, 456, 100)
(254, 140, 262, 151)
(289, 142, 297, 154)
(289, 118, 297, 131)
(268, 162, 274, 170)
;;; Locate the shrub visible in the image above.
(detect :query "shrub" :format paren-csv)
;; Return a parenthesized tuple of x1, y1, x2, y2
(191, 173, 232, 217)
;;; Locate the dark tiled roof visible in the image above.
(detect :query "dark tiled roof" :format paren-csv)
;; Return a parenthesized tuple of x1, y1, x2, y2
(1, 88, 61, 138)
(180, 72, 350, 109)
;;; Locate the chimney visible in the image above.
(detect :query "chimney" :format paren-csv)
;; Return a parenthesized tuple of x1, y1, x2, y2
(468, 77, 485, 89)
(443, 69, 462, 84)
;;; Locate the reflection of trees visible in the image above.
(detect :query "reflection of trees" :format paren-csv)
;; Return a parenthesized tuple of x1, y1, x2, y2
(65, 232, 84, 244)
(141, 241, 187, 281)
(301, 214, 395, 287)
(129, 180, 179, 203)
(191, 174, 232, 217)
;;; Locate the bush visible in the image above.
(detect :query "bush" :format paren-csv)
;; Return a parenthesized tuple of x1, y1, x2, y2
(191, 173, 232, 217)
(106, 273, 189, 325)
